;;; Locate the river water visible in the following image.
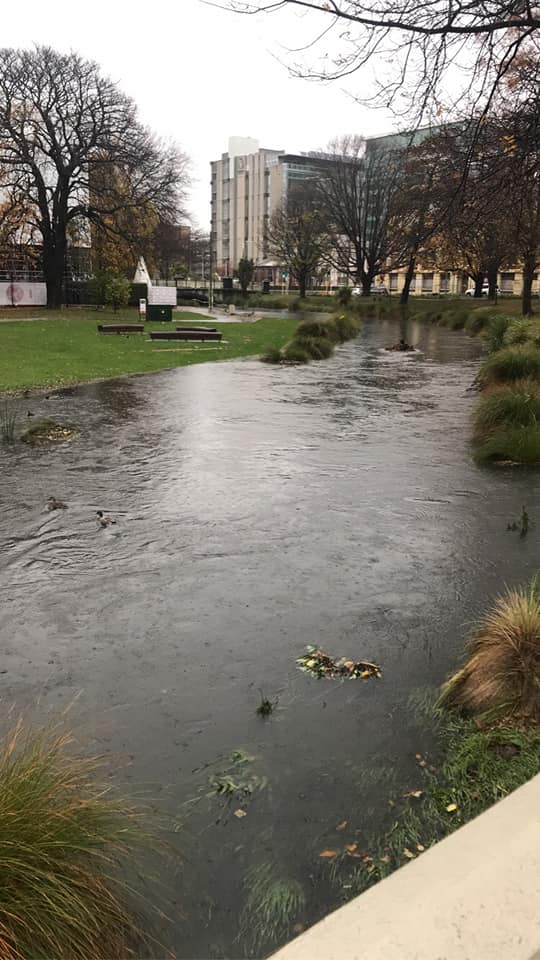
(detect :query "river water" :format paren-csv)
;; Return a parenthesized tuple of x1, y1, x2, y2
(1, 316, 538, 957)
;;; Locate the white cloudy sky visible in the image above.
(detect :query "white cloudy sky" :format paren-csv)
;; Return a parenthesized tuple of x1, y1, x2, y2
(2, 0, 396, 227)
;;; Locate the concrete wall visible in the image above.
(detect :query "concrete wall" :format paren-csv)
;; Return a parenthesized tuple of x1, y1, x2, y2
(272, 775, 540, 960)
(0, 281, 46, 306)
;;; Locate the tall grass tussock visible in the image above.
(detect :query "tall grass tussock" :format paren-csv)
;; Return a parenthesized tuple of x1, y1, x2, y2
(261, 312, 361, 365)
(439, 579, 540, 724)
(479, 346, 540, 386)
(474, 380, 540, 435)
(0, 722, 151, 960)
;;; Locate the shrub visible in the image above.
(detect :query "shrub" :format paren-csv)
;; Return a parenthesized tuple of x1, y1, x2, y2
(240, 863, 305, 954)
(294, 336, 334, 360)
(295, 320, 332, 339)
(336, 286, 353, 307)
(281, 342, 311, 364)
(260, 347, 282, 364)
(484, 314, 511, 353)
(505, 318, 531, 345)
(473, 380, 540, 436)
(333, 313, 361, 342)
(473, 425, 540, 464)
(289, 297, 302, 312)
(479, 346, 540, 385)
(439, 579, 540, 723)
(0, 723, 149, 960)
(445, 307, 471, 330)
(465, 308, 493, 334)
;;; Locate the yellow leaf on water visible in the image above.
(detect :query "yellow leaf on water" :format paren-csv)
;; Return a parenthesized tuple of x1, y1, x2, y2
(234, 809, 247, 819)
(319, 850, 337, 859)
(345, 843, 357, 853)
(403, 790, 423, 799)
(446, 803, 458, 813)
(403, 848, 415, 859)
(336, 820, 348, 831)
(416, 844, 425, 852)
(379, 855, 390, 863)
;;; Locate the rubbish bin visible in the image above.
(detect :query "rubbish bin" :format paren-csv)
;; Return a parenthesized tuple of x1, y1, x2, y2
(262, 280, 270, 294)
(147, 305, 172, 321)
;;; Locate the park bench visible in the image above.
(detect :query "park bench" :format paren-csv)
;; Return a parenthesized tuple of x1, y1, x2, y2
(98, 323, 145, 335)
(149, 330, 223, 342)
(175, 326, 218, 333)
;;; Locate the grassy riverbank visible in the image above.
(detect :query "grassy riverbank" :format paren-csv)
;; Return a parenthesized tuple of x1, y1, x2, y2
(0, 310, 296, 391)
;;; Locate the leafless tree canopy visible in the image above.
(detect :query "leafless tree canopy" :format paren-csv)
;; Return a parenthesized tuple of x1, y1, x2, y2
(313, 137, 401, 294)
(219, 1, 540, 121)
(0, 46, 189, 305)
(267, 183, 331, 297)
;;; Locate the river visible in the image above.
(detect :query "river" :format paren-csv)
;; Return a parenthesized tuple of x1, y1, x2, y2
(1, 316, 538, 957)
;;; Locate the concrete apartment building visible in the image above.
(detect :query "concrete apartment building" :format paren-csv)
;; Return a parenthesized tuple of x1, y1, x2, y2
(211, 135, 537, 297)
(210, 137, 327, 280)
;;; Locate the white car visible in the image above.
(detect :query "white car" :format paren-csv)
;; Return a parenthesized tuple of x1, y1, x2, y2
(351, 284, 389, 296)
(465, 284, 500, 296)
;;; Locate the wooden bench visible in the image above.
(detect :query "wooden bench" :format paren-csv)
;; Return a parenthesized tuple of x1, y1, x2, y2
(98, 324, 145, 335)
(175, 326, 218, 333)
(150, 330, 223, 342)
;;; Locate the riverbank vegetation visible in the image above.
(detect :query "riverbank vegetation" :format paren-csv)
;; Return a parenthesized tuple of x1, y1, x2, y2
(0, 722, 150, 960)
(261, 313, 361, 365)
(322, 579, 540, 903)
(0, 311, 297, 392)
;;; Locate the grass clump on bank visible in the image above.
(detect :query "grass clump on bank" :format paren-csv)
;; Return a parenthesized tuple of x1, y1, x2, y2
(473, 345, 540, 463)
(474, 380, 540, 434)
(239, 863, 305, 954)
(479, 346, 540, 386)
(439, 579, 540, 724)
(0, 722, 151, 960)
(261, 313, 361, 366)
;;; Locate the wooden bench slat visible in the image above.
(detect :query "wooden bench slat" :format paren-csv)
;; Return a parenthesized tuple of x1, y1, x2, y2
(149, 331, 223, 342)
(98, 324, 145, 334)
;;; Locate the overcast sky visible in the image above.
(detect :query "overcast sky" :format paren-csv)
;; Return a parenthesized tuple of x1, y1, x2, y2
(2, 0, 396, 228)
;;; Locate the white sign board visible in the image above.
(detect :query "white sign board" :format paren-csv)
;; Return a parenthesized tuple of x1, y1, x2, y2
(148, 286, 176, 306)
(139, 298, 147, 317)
(0, 282, 47, 306)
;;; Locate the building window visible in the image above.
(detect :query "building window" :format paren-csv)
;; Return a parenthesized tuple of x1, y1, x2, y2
(389, 273, 398, 292)
(439, 271, 450, 292)
(501, 272, 515, 293)
(422, 272, 433, 293)
(410, 273, 417, 291)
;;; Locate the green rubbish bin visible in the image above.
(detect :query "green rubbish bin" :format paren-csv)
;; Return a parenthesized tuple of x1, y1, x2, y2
(147, 305, 172, 321)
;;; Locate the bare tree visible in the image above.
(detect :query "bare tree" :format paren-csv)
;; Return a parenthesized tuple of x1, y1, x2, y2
(219, 2, 540, 124)
(0, 46, 188, 307)
(314, 137, 400, 295)
(267, 184, 330, 298)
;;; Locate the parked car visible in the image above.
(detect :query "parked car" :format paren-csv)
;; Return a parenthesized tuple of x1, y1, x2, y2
(351, 284, 389, 296)
(465, 284, 500, 296)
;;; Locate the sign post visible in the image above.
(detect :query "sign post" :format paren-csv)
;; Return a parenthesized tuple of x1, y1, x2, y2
(139, 298, 147, 320)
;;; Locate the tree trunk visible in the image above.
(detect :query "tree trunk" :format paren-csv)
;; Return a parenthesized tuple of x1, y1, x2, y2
(43, 236, 67, 309)
(298, 274, 307, 300)
(522, 257, 535, 316)
(400, 256, 416, 305)
(473, 273, 484, 298)
(361, 275, 371, 297)
(486, 264, 498, 302)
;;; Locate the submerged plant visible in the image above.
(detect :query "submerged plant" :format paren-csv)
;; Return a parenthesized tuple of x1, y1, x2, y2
(239, 862, 305, 953)
(0, 400, 18, 443)
(0, 721, 151, 960)
(256, 690, 275, 717)
(439, 578, 540, 724)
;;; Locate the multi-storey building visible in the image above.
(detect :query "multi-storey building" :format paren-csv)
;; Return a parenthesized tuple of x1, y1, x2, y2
(210, 138, 330, 278)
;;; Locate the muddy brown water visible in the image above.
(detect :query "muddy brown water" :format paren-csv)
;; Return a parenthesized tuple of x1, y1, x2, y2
(1, 316, 539, 958)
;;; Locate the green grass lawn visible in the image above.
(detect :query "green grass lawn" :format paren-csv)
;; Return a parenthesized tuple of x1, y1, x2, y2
(0, 309, 297, 391)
